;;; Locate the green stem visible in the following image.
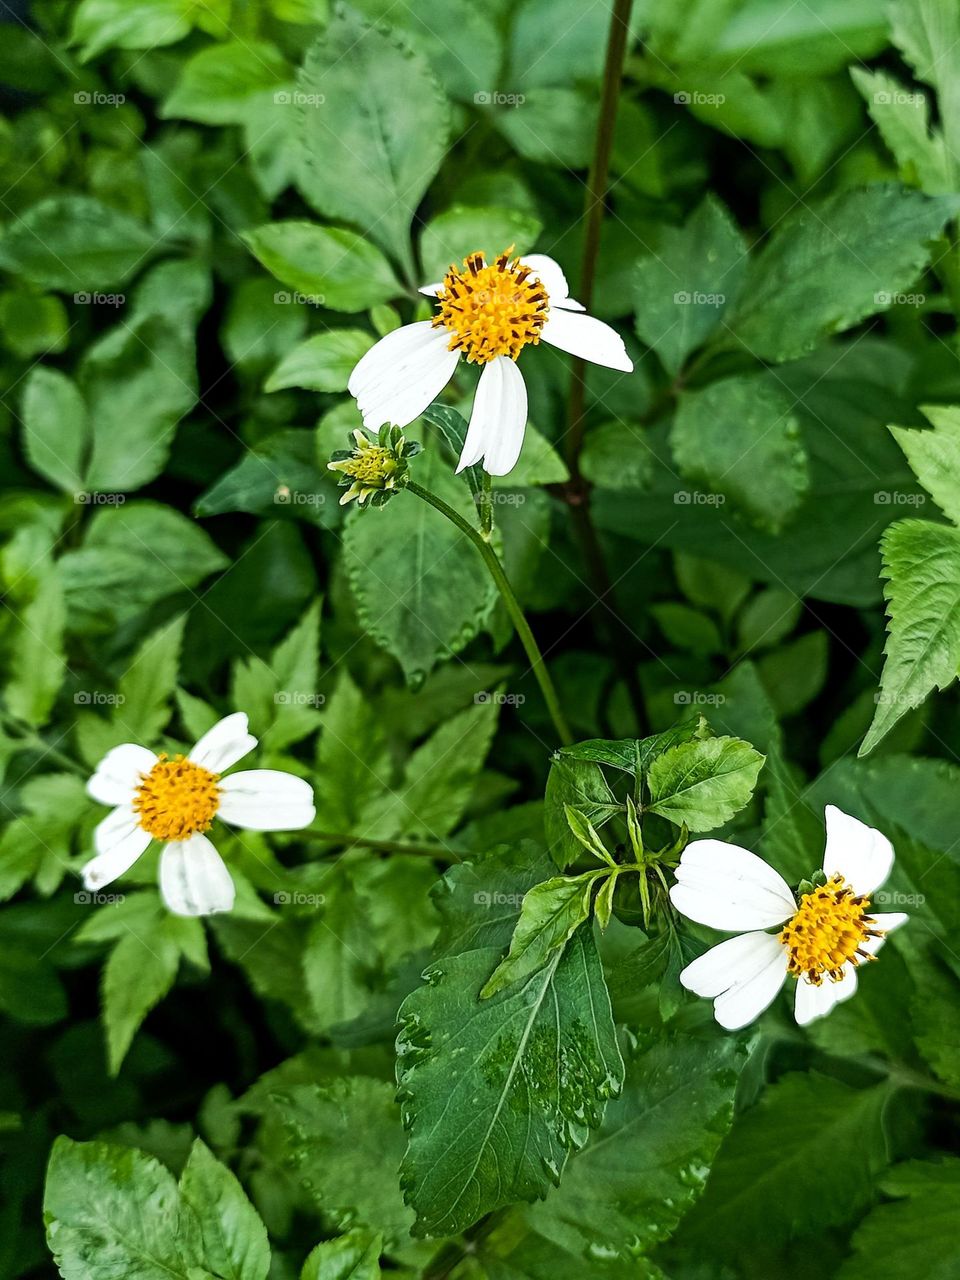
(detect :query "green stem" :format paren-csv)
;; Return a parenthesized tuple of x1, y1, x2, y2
(565, 0, 635, 474)
(479, 471, 494, 540)
(0, 712, 85, 775)
(312, 832, 465, 861)
(406, 481, 574, 746)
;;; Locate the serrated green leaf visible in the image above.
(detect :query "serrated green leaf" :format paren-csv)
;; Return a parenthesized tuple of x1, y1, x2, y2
(891, 405, 960, 525)
(420, 205, 542, 282)
(481, 873, 600, 998)
(678, 1074, 890, 1257)
(838, 1158, 960, 1280)
(861, 519, 960, 754)
(44, 1136, 202, 1279)
(301, 1229, 381, 1280)
(243, 222, 400, 313)
(397, 926, 623, 1237)
(179, 1140, 270, 1280)
(265, 331, 374, 393)
(646, 735, 764, 831)
(0, 197, 157, 291)
(545, 754, 622, 869)
(102, 930, 181, 1075)
(524, 1030, 747, 1259)
(21, 367, 90, 495)
(671, 375, 809, 533)
(296, 7, 450, 265)
(727, 185, 960, 362)
(634, 195, 747, 375)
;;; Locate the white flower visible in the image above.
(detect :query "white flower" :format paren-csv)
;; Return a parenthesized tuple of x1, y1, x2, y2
(347, 249, 633, 476)
(669, 806, 908, 1030)
(82, 713, 315, 917)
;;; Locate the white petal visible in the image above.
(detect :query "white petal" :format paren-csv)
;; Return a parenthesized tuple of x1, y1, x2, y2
(159, 834, 235, 917)
(540, 307, 633, 372)
(218, 769, 315, 831)
(795, 966, 858, 1026)
(82, 807, 151, 890)
(670, 839, 797, 931)
(348, 321, 459, 430)
(861, 911, 908, 955)
(189, 712, 257, 773)
(519, 254, 585, 310)
(822, 804, 894, 896)
(87, 744, 157, 806)
(680, 931, 784, 998)
(458, 356, 528, 476)
(419, 281, 443, 297)
(713, 947, 789, 1030)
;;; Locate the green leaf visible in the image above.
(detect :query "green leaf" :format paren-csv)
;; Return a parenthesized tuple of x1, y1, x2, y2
(301, 1229, 382, 1280)
(243, 222, 400, 313)
(563, 805, 616, 865)
(523, 1030, 747, 1260)
(419, 205, 542, 282)
(265, 330, 374, 393)
(727, 185, 960, 362)
(179, 1140, 270, 1280)
(850, 68, 950, 193)
(5, 571, 65, 727)
(20, 367, 90, 495)
(0, 197, 156, 291)
(343, 449, 496, 682)
(231, 602, 322, 750)
(70, 0, 208, 60)
(270, 1078, 415, 1245)
(481, 873, 600, 998)
(366, 697, 498, 840)
(838, 1158, 960, 1280)
(44, 1136, 201, 1278)
(60, 503, 226, 637)
(581, 421, 653, 492)
(634, 195, 747, 375)
(645, 735, 764, 831)
(313, 670, 390, 832)
(671, 375, 809, 533)
(545, 754, 622, 868)
(678, 1074, 890, 1258)
(861, 519, 960, 755)
(495, 88, 596, 168)
(79, 315, 197, 493)
(102, 930, 181, 1075)
(397, 926, 624, 1237)
(196, 429, 331, 527)
(890, 405, 960, 525)
(891, 0, 960, 187)
(162, 40, 291, 125)
(117, 614, 187, 743)
(297, 8, 450, 265)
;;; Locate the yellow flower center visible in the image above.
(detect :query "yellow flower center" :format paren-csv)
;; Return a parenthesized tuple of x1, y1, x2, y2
(133, 754, 221, 841)
(343, 445, 396, 485)
(778, 874, 879, 985)
(432, 249, 549, 363)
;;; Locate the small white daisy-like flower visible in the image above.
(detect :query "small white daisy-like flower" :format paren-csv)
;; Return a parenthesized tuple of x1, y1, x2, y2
(82, 713, 315, 917)
(347, 249, 633, 476)
(669, 805, 908, 1030)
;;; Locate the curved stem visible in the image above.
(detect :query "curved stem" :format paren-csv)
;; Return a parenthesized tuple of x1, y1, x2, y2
(407, 481, 573, 746)
(479, 471, 494, 540)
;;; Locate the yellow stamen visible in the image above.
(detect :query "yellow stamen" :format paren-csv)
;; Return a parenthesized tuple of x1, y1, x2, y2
(133, 754, 221, 841)
(432, 248, 549, 363)
(779, 874, 881, 985)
